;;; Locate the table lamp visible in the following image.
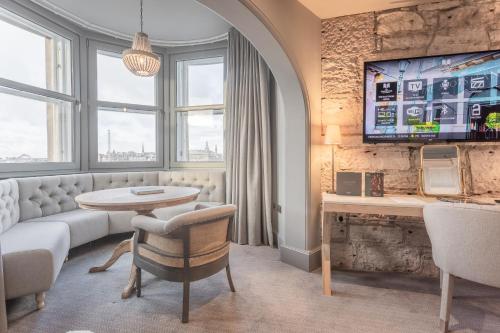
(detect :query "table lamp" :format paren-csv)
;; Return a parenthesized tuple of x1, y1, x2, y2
(323, 125, 341, 193)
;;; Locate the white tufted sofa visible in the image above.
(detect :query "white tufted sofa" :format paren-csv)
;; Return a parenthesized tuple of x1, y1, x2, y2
(0, 170, 225, 326)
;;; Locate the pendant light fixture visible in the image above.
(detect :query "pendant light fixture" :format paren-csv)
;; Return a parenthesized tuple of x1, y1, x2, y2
(122, 0, 160, 77)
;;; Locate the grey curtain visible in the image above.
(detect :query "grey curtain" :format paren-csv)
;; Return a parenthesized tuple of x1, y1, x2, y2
(225, 28, 273, 246)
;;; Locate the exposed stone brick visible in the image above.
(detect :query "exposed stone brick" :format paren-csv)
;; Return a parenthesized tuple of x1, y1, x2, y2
(350, 225, 403, 244)
(377, 11, 425, 35)
(417, 0, 462, 12)
(428, 27, 490, 54)
(381, 33, 433, 51)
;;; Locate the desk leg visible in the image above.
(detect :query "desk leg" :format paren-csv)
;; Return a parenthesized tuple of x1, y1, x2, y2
(321, 207, 333, 296)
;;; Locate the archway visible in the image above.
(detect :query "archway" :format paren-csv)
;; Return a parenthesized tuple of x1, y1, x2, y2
(197, 0, 315, 270)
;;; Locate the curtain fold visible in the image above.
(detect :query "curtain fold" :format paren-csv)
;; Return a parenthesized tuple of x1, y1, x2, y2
(225, 28, 273, 246)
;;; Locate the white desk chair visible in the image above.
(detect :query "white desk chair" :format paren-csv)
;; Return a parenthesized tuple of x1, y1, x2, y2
(423, 202, 500, 332)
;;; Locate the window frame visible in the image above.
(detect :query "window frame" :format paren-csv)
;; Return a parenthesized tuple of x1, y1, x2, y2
(87, 40, 164, 170)
(0, 1, 80, 176)
(169, 48, 227, 168)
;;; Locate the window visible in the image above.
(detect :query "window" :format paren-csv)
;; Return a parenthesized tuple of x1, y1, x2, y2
(172, 50, 226, 166)
(0, 7, 75, 169)
(89, 42, 163, 168)
(97, 107, 156, 162)
(97, 51, 155, 105)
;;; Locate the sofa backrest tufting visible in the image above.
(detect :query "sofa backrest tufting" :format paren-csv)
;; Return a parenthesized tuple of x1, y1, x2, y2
(0, 170, 225, 227)
(0, 179, 20, 235)
(16, 174, 93, 221)
(158, 170, 225, 203)
(92, 172, 159, 191)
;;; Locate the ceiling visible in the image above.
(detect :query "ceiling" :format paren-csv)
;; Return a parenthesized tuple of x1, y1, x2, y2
(297, 0, 438, 19)
(32, 0, 231, 46)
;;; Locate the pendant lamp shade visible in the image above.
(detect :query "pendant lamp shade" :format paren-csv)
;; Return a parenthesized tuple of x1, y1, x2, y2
(122, 32, 160, 77)
(122, 0, 160, 77)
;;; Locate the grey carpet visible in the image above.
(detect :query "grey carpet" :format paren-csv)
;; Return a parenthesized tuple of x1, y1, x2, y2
(6, 236, 500, 333)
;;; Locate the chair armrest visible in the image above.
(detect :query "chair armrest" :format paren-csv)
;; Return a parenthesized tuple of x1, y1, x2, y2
(131, 215, 171, 234)
(132, 204, 237, 236)
(0, 242, 8, 333)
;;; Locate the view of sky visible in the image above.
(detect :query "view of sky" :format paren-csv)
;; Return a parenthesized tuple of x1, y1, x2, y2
(98, 108, 156, 154)
(0, 18, 47, 90)
(97, 52, 155, 106)
(0, 92, 49, 159)
(177, 110, 224, 160)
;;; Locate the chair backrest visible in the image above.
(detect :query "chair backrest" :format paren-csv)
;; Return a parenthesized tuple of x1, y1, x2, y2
(158, 170, 225, 203)
(140, 205, 236, 258)
(423, 202, 500, 288)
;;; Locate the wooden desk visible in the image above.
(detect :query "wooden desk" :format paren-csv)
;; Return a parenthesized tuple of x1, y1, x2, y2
(321, 193, 437, 296)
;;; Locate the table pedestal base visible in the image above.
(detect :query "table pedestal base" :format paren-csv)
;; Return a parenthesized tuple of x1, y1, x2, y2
(89, 210, 156, 299)
(89, 236, 137, 299)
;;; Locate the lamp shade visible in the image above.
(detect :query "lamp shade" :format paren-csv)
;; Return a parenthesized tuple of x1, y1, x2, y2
(323, 125, 341, 145)
(122, 32, 160, 77)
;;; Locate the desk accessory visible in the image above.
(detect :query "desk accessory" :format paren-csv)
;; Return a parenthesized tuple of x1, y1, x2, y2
(336, 172, 362, 196)
(418, 145, 466, 198)
(365, 172, 384, 197)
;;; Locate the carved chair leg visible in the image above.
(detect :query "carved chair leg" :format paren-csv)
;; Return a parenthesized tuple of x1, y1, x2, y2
(439, 272, 455, 333)
(136, 267, 142, 297)
(226, 265, 236, 292)
(182, 281, 190, 323)
(35, 292, 46, 310)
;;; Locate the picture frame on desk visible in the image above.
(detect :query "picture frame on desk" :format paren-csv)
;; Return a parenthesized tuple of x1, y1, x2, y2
(365, 172, 384, 197)
(336, 172, 362, 196)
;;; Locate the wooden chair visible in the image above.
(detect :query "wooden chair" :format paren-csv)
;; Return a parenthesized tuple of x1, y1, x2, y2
(131, 204, 237, 323)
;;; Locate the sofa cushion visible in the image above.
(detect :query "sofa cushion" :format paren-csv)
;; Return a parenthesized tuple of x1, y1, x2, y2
(108, 211, 137, 234)
(158, 170, 225, 202)
(92, 171, 159, 191)
(108, 202, 222, 234)
(16, 174, 93, 221)
(0, 221, 70, 299)
(0, 179, 19, 235)
(25, 209, 109, 248)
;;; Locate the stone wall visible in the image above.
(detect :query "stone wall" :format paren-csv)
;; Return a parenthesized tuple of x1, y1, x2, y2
(321, 0, 500, 276)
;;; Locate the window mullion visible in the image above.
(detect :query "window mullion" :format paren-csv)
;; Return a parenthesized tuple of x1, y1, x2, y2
(0, 78, 75, 102)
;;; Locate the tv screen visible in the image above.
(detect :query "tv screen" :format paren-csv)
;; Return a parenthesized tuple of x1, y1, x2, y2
(364, 51, 500, 143)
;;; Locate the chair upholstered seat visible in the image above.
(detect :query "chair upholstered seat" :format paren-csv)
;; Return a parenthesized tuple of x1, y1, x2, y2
(0, 222, 70, 299)
(25, 209, 109, 248)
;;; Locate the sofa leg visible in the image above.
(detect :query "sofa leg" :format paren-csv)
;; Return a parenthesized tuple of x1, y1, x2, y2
(439, 272, 454, 333)
(182, 281, 190, 323)
(35, 292, 46, 310)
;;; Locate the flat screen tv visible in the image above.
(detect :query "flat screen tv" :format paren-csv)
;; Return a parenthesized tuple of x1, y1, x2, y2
(364, 50, 500, 143)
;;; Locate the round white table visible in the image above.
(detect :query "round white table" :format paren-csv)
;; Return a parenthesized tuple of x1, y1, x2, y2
(75, 186, 200, 299)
